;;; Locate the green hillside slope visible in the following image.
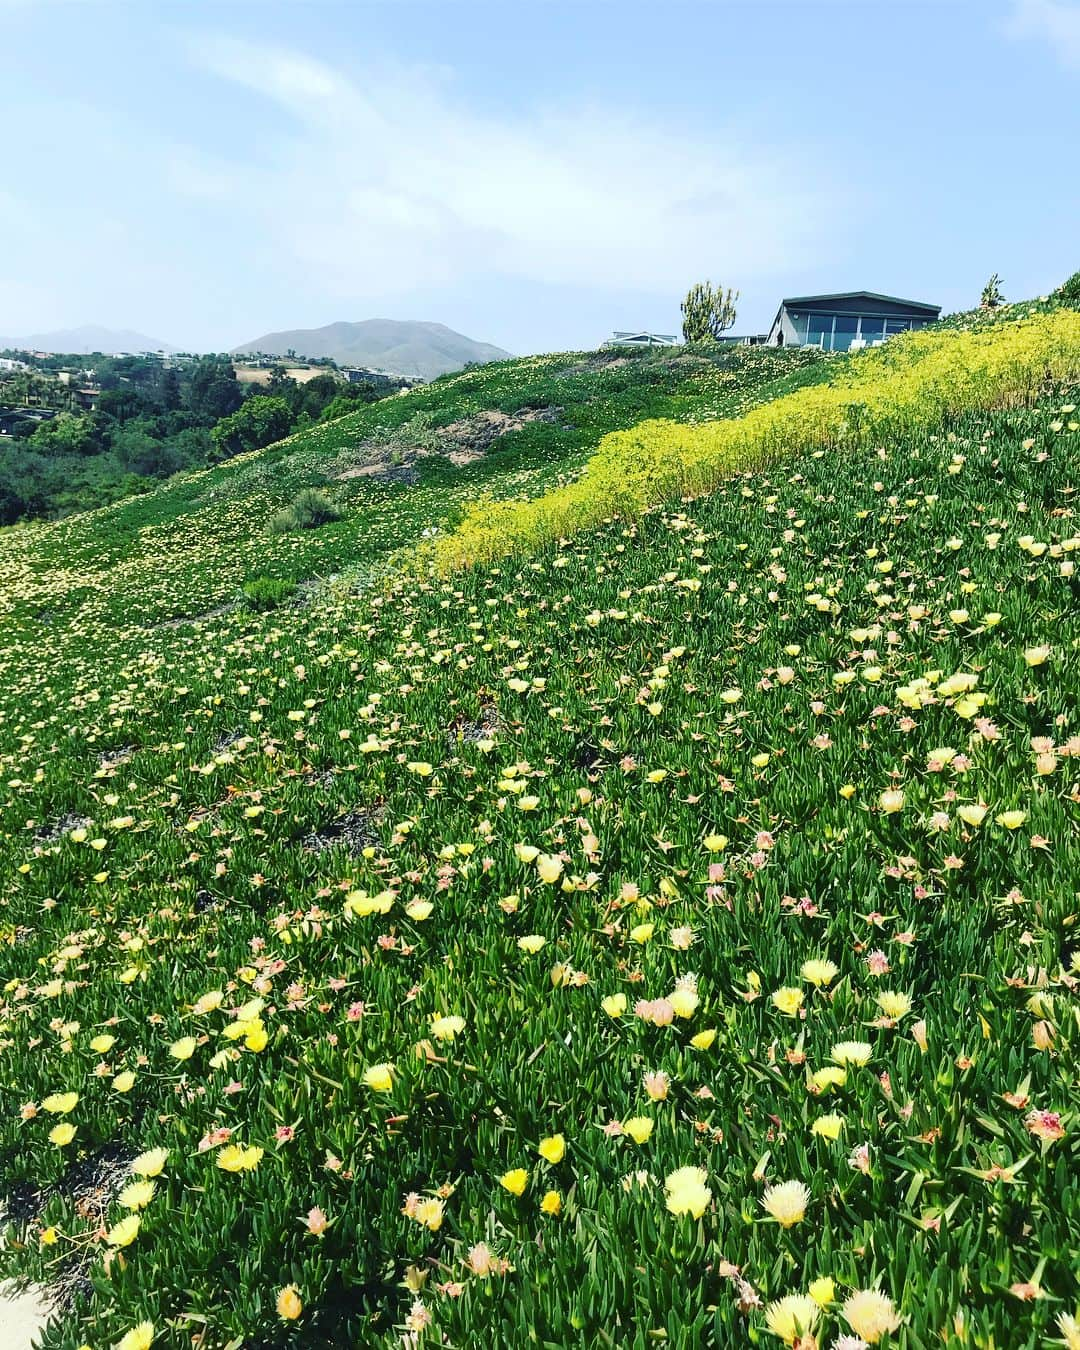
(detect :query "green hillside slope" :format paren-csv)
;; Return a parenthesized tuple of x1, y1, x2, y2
(0, 304, 1078, 1350)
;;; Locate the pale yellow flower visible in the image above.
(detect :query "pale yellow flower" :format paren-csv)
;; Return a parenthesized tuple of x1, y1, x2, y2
(664, 1166, 711, 1218)
(761, 1179, 809, 1227)
(764, 1293, 819, 1344)
(842, 1288, 901, 1343)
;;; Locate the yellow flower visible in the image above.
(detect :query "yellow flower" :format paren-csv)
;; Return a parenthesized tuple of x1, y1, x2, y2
(131, 1148, 169, 1177)
(761, 1179, 810, 1227)
(842, 1288, 901, 1343)
(538, 1134, 565, 1164)
(536, 853, 564, 884)
(630, 923, 655, 944)
(751, 752, 771, 769)
(623, 1117, 654, 1144)
(276, 1284, 303, 1320)
(49, 1123, 76, 1147)
(996, 810, 1027, 829)
(409, 1197, 444, 1231)
(363, 1063, 394, 1092)
(811, 1114, 844, 1140)
(499, 1168, 529, 1196)
(839, 783, 856, 799)
(90, 1034, 116, 1053)
(407, 761, 433, 776)
(957, 803, 987, 827)
(514, 843, 539, 863)
(1024, 645, 1051, 666)
(106, 1214, 141, 1247)
(118, 1180, 156, 1210)
(664, 1165, 711, 1218)
(810, 1066, 847, 1092)
(670, 988, 699, 1019)
(771, 986, 804, 1017)
(404, 899, 433, 921)
(809, 1276, 836, 1308)
(703, 833, 728, 851)
(344, 890, 394, 917)
(832, 1040, 872, 1066)
(430, 1014, 465, 1042)
(168, 1036, 197, 1061)
(601, 993, 627, 1018)
(244, 1024, 268, 1052)
(517, 934, 546, 953)
(192, 989, 224, 1015)
(879, 789, 905, 814)
(42, 1092, 78, 1114)
(764, 1293, 819, 1343)
(801, 958, 839, 988)
(116, 1322, 155, 1350)
(876, 990, 913, 1020)
(690, 1028, 717, 1050)
(216, 1144, 263, 1172)
(540, 1189, 562, 1216)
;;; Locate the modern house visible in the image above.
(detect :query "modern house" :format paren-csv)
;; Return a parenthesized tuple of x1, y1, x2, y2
(601, 331, 679, 349)
(766, 291, 940, 351)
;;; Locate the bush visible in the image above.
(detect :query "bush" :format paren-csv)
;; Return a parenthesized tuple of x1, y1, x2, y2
(1057, 269, 1080, 308)
(269, 488, 342, 533)
(241, 575, 297, 610)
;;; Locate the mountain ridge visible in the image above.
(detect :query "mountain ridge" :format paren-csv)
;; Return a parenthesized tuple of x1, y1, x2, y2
(0, 324, 176, 355)
(232, 318, 511, 380)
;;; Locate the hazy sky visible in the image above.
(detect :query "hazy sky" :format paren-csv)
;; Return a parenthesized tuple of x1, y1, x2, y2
(1, 0, 1077, 354)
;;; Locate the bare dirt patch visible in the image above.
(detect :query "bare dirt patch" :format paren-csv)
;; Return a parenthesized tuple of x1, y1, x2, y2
(333, 407, 559, 482)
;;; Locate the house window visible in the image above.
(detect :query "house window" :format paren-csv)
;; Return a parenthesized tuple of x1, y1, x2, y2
(806, 314, 833, 349)
(832, 316, 860, 351)
(858, 317, 886, 344)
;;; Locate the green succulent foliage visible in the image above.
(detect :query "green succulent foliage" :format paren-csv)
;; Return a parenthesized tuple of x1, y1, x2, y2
(0, 293, 1077, 1350)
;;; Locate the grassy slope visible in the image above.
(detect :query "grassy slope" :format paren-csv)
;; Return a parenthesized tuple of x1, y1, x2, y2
(0, 313, 1077, 1349)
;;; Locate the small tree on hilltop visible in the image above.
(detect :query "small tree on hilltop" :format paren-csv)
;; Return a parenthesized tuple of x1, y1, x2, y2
(681, 281, 739, 342)
(980, 273, 1005, 309)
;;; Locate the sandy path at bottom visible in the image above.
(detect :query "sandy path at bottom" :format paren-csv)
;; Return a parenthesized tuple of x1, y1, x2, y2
(0, 1283, 53, 1348)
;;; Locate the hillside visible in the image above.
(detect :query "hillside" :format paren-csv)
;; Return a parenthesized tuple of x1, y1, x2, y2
(0, 300, 1078, 1350)
(232, 319, 511, 381)
(0, 326, 175, 356)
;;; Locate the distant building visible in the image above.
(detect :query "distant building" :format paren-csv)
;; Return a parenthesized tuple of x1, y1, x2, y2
(0, 406, 56, 436)
(0, 357, 30, 372)
(342, 366, 397, 388)
(767, 291, 940, 351)
(601, 331, 680, 349)
(714, 333, 768, 346)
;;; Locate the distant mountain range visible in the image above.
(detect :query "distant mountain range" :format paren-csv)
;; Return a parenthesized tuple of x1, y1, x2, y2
(232, 319, 511, 381)
(0, 325, 177, 355)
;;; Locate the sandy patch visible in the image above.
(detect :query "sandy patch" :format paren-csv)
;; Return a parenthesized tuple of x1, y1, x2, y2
(0, 1282, 53, 1348)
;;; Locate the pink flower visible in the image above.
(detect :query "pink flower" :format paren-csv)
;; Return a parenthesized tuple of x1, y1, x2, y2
(304, 1206, 329, 1235)
(275, 1125, 295, 1143)
(467, 1242, 495, 1277)
(1025, 1109, 1065, 1143)
(865, 950, 890, 976)
(346, 1002, 366, 1022)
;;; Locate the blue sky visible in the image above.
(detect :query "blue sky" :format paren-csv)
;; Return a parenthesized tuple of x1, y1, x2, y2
(1, 0, 1077, 354)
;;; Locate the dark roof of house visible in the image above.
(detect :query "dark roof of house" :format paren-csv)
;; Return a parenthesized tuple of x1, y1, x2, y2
(778, 291, 941, 314)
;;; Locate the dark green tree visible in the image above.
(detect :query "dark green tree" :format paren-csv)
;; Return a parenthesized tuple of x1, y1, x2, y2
(210, 396, 294, 460)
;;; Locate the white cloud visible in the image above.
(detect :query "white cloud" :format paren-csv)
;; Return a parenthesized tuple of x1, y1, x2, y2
(1007, 0, 1080, 68)
(179, 35, 840, 302)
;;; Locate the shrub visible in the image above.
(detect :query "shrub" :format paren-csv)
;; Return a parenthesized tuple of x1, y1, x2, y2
(1057, 269, 1080, 308)
(269, 488, 341, 533)
(241, 575, 297, 610)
